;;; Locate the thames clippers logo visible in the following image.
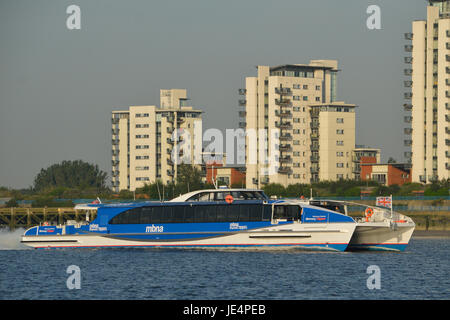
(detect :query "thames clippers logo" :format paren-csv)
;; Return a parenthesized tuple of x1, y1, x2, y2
(145, 225, 164, 233)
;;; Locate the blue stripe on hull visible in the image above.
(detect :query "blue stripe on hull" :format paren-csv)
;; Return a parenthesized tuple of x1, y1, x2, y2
(347, 243, 408, 252)
(35, 243, 349, 252)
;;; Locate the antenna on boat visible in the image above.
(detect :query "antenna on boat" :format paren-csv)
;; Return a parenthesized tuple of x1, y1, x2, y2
(156, 180, 162, 202)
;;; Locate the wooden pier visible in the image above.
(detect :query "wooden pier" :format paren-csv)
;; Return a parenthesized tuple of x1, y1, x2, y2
(0, 207, 97, 230)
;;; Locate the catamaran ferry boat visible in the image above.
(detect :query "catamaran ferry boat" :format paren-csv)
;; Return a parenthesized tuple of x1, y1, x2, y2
(21, 189, 357, 251)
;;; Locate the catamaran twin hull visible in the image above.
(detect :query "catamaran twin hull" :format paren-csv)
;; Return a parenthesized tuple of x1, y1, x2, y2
(348, 221, 416, 251)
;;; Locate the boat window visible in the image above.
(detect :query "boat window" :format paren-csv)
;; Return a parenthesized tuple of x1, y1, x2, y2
(262, 205, 272, 221)
(273, 205, 301, 221)
(109, 203, 269, 224)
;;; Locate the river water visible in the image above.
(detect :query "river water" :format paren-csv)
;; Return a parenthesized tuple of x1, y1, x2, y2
(0, 229, 448, 300)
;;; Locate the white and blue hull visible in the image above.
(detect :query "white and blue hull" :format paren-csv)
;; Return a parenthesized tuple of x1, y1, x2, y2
(21, 222, 356, 251)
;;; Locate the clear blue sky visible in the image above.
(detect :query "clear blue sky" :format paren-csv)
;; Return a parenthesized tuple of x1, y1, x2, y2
(0, 0, 425, 188)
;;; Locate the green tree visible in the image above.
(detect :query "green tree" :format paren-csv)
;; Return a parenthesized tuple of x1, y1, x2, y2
(33, 160, 108, 192)
(176, 164, 204, 193)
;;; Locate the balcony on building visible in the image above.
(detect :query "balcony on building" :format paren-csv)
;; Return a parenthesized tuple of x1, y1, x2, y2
(446, 163, 450, 170)
(404, 116, 412, 123)
(238, 99, 247, 106)
(310, 131, 319, 139)
(239, 121, 246, 129)
(446, 139, 450, 146)
(404, 45, 413, 52)
(112, 129, 119, 135)
(112, 139, 120, 145)
(275, 98, 292, 107)
(310, 121, 319, 129)
(419, 175, 426, 183)
(404, 32, 413, 40)
(446, 42, 450, 50)
(112, 160, 119, 166)
(446, 103, 450, 110)
(310, 166, 319, 174)
(278, 166, 292, 174)
(404, 80, 413, 88)
(167, 115, 175, 123)
(446, 151, 450, 158)
(167, 138, 174, 145)
(275, 87, 292, 95)
(167, 158, 174, 166)
(275, 121, 292, 129)
(279, 156, 292, 164)
(446, 91, 450, 98)
(238, 111, 246, 117)
(404, 128, 413, 135)
(279, 144, 292, 152)
(238, 88, 246, 95)
(446, 67, 450, 74)
(404, 92, 412, 99)
(310, 155, 319, 162)
(404, 57, 413, 64)
(310, 144, 319, 151)
(275, 110, 292, 118)
(447, 30, 450, 37)
(167, 170, 175, 177)
(446, 127, 450, 134)
(279, 133, 292, 141)
(446, 114, 450, 122)
(404, 139, 412, 147)
(404, 151, 412, 159)
(446, 55, 450, 62)
(404, 68, 413, 76)
(403, 103, 413, 111)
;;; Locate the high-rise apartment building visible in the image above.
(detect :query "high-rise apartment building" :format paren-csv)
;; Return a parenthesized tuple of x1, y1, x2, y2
(404, 0, 450, 183)
(239, 61, 357, 188)
(111, 89, 203, 192)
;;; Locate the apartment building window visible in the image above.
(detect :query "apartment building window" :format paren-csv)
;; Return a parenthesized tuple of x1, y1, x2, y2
(293, 163, 300, 167)
(303, 85, 308, 89)
(136, 113, 149, 118)
(337, 118, 344, 123)
(337, 174, 344, 180)
(293, 129, 300, 134)
(293, 174, 300, 179)
(293, 106, 301, 112)
(136, 166, 149, 171)
(293, 151, 300, 156)
(303, 96, 308, 101)
(336, 163, 344, 168)
(315, 85, 320, 90)
(336, 152, 344, 157)
(136, 145, 149, 149)
(136, 177, 150, 181)
(293, 140, 300, 145)
(336, 141, 344, 146)
(336, 129, 344, 135)
(293, 96, 301, 100)
(293, 118, 300, 123)
(136, 134, 150, 139)
(293, 84, 301, 89)
(136, 155, 149, 160)
(136, 124, 150, 128)
(315, 97, 321, 102)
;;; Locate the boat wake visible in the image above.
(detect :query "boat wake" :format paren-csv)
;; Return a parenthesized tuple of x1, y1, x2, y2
(0, 228, 30, 250)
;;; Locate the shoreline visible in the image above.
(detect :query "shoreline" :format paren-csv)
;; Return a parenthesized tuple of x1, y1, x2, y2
(412, 230, 450, 238)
